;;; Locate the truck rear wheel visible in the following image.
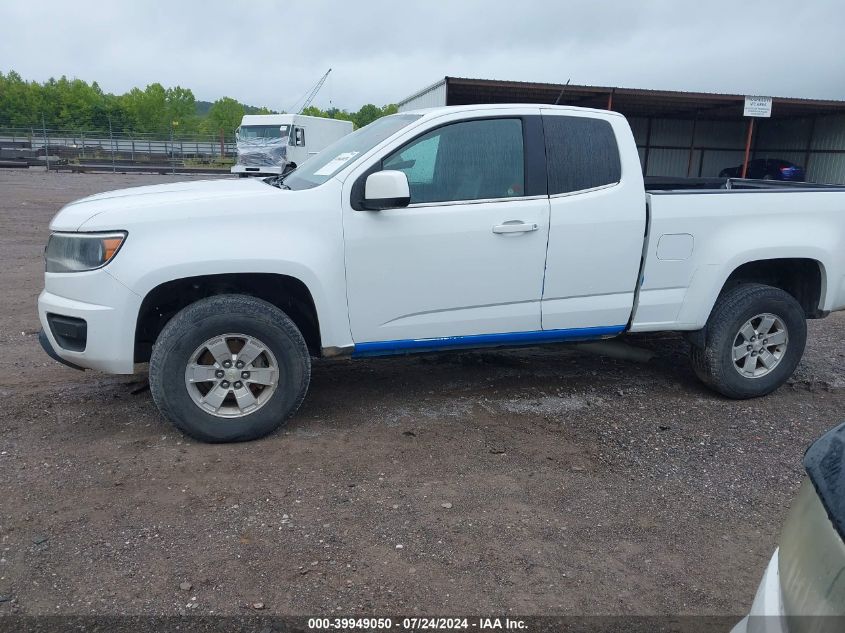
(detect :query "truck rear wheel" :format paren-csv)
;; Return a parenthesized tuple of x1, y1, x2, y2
(689, 284, 806, 399)
(149, 294, 311, 442)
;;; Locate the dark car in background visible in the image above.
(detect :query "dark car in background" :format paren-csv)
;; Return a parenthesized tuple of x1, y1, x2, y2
(720, 158, 806, 181)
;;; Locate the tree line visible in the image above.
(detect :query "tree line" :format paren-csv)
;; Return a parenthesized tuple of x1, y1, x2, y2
(0, 70, 398, 138)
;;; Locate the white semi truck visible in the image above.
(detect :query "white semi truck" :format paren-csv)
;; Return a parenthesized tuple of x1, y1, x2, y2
(231, 114, 353, 177)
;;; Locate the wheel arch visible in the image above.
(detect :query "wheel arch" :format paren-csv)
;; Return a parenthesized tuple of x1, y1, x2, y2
(717, 257, 826, 319)
(134, 272, 322, 362)
(686, 256, 826, 349)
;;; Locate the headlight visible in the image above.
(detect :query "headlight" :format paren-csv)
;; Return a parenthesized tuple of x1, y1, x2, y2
(45, 231, 127, 273)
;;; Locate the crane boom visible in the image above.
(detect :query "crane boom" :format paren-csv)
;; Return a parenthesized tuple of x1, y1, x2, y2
(298, 69, 332, 114)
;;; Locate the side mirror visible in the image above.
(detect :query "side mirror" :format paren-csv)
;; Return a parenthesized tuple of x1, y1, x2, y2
(362, 171, 410, 210)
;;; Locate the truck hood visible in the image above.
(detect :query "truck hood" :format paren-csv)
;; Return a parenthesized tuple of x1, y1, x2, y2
(50, 178, 277, 231)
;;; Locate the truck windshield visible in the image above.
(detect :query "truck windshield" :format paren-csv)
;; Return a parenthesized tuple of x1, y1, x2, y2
(278, 114, 422, 190)
(239, 125, 290, 140)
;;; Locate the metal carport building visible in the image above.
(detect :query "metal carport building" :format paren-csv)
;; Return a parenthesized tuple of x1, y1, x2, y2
(397, 77, 845, 184)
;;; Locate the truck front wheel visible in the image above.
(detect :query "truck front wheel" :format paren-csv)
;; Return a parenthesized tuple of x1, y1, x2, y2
(149, 294, 311, 442)
(689, 284, 807, 399)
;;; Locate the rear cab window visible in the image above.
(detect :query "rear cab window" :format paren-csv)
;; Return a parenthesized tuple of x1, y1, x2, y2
(543, 115, 621, 195)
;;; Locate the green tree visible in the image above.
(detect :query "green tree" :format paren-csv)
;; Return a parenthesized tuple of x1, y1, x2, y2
(0, 69, 398, 137)
(352, 104, 382, 129)
(300, 105, 330, 118)
(299, 103, 396, 129)
(0, 71, 44, 126)
(165, 86, 198, 134)
(205, 97, 244, 136)
(122, 83, 169, 133)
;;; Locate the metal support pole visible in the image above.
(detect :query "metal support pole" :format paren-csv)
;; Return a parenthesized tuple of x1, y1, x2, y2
(606, 88, 615, 111)
(108, 116, 116, 173)
(741, 119, 754, 178)
(170, 124, 175, 175)
(219, 128, 225, 159)
(642, 117, 653, 176)
(686, 114, 698, 177)
(41, 114, 50, 171)
(803, 116, 817, 180)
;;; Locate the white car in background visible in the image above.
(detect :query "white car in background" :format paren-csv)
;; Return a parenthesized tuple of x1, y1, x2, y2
(732, 421, 845, 633)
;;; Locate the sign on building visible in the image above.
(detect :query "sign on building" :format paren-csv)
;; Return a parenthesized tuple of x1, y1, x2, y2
(744, 96, 772, 118)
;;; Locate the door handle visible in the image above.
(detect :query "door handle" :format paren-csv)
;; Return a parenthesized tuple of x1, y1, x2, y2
(492, 221, 539, 234)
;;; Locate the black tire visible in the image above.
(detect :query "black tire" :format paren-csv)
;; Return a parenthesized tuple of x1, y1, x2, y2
(689, 283, 806, 399)
(149, 294, 310, 442)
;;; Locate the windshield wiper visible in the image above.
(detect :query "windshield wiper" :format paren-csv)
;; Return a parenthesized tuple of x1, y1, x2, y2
(265, 175, 290, 190)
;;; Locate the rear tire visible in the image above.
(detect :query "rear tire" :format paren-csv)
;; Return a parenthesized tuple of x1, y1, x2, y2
(689, 284, 806, 399)
(149, 294, 310, 442)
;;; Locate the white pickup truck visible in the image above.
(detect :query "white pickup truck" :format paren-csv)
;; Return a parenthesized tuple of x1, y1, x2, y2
(38, 104, 845, 442)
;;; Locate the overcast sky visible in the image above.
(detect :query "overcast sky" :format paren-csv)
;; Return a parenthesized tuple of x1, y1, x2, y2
(2, 1, 843, 111)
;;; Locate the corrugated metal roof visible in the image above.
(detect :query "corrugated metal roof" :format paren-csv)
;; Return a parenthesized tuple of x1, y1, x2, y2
(441, 76, 845, 120)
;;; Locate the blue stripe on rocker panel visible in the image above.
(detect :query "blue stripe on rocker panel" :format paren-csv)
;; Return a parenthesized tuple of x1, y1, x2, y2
(351, 325, 626, 358)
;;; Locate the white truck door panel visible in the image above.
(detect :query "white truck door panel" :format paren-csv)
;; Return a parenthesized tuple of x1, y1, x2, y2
(344, 198, 550, 344)
(540, 111, 646, 331)
(342, 115, 551, 349)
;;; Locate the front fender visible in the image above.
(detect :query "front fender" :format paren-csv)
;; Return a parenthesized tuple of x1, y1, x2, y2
(97, 183, 352, 350)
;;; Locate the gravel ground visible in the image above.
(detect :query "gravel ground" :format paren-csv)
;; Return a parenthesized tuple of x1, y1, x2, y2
(0, 168, 843, 617)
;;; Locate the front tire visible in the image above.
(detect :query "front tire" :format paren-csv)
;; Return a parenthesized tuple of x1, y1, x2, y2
(689, 284, 806, 399)
(149, 294, 311, 442)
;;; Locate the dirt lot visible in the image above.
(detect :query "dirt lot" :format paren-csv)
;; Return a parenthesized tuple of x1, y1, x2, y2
(1, 168, 844, 617)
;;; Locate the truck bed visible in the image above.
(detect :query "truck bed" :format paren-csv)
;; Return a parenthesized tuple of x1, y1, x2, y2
(631, 182, 845, 333)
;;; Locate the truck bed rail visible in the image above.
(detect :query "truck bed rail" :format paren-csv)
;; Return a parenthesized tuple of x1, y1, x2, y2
(645, 176, 845, 193)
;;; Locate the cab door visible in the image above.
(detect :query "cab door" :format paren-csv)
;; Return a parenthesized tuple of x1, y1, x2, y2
(341, 113, 551, 353)
(540, 110, 646, 332)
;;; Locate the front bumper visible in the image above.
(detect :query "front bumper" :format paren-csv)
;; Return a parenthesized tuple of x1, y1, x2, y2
(230, 164, 283, 175)
(731, 549, 786, 633)
(37, 268, 141, 374)
(38, 330, 85, 371)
